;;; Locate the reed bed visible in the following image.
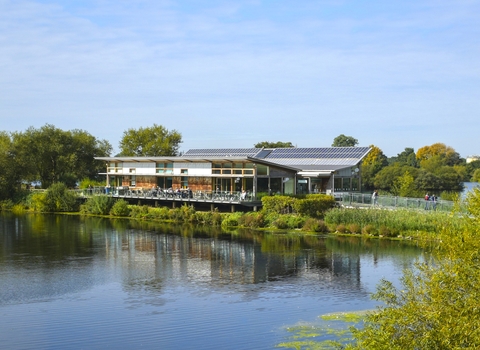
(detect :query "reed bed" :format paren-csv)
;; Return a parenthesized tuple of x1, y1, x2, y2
(324, 207, 459, 237)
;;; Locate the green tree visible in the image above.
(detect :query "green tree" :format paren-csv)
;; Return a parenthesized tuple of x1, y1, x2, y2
(466, 160, 480, 181)
(118, 124, 182, 156)
(332, 134, 359, 147)
(374, 165, 418, 191)
(472, 169, 480, 182)
(390, 147, 417, 167)
(0, 131, 24, 200)
(391, 171, 417, 197)
(254, 141, 294, 148)
(13, 124, 112, 188)
(348, 188, 480, 349)
(40, 182, 79, 212)
(361, 145, 388, 190)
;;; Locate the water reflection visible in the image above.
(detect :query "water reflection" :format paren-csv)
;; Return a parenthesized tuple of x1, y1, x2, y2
(0, 212, 423, 349)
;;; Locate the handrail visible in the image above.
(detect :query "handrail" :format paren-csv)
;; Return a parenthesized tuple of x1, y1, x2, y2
(334, 192, 456, 212)
(76, 187, 256, 203)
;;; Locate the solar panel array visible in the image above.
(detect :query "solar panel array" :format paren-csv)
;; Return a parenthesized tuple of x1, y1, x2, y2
(263, 147, 370, 159)
(184, 148, 260, 158)
(183, 147, 371, 170)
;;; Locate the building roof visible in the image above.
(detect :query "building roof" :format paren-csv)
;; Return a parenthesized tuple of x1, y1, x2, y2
(184, 147, 371, 172)
(96, 147, 371, 174)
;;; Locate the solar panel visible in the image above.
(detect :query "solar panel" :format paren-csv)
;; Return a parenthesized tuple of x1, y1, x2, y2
(264, 147, 370, 159)
(184, 148, 260, 157)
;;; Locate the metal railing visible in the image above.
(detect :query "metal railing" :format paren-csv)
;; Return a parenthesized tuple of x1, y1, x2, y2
(77, 187, 257, 203)
(334, 192, 456, 212)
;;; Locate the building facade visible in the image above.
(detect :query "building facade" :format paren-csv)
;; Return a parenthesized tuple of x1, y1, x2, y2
(95, 147, 371, 196)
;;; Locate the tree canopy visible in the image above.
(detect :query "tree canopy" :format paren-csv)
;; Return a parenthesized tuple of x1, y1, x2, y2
(416, 142, 461, 166)
(360, 145, 388, 190)
(118, 124, 182, 156)
(0, 124, 112, 193)
(332, 134, 359, 147)
(254, 141, 294, 148)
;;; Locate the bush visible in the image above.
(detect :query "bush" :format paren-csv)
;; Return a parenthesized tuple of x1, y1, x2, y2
(348, 223, 361, 234)
(81, 195, 115, 215)
(293, 195, 336, 218)
(42, 183, 79, 212)
(302, 218, 329, 233)
(221, 212, 244, 229)
(129, 205, 150, 219)
(110, 199, 130, 217)
(379, 225, 397, 237)
(271, 215, 289, 229)
(0, 199, 14, 211)
(238, 212, 266, 228)
(362, 224, 377, 236)
(286, 215, 306, 229)
(261, 195, 296, 214)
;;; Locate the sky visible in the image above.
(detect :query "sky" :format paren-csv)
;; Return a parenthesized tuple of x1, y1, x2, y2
(1, 0, 479, 157)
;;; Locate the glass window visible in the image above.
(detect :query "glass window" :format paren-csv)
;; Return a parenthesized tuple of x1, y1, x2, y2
(257, 164, 269, 176)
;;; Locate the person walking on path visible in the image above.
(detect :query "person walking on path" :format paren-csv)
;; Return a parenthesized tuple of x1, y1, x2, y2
(372, 190, 379, 206)
(425, 193, 430, 210)
(431, 194, 437, 210)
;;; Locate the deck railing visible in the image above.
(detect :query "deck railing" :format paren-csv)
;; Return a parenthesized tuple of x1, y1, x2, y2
(77, 187, 256, 203)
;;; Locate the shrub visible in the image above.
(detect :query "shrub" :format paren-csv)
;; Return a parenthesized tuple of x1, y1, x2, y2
(129, 205, 150, 219)
(221, 212, 243, 229)
(293, 195, 336, 218)
(336, 224, 346, 233)
(272, 215, 289, 229)
(261, 195, 296, 214)
(286, 215, 306, 229)
(348, 223, 361, 234)
(81, 195, 114, 215)
(302, 218, 329, 233)
(150, 207, 170, 220)
(238, 212, 266, 228)
(110, 199, 130, 217)
(362, 224, 377, 236)
(379, 225, 397, 237)
(0, 199, 14, 211)
(42, 183, 79, 212)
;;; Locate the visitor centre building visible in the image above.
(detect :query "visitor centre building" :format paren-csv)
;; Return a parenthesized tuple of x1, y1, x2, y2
(95, 147, 371, 197)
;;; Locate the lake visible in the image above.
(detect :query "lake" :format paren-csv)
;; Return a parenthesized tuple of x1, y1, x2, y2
(0, 213, 423, 349)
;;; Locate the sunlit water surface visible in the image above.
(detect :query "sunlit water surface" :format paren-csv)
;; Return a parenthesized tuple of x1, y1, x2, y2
(0, 213, 423, 349)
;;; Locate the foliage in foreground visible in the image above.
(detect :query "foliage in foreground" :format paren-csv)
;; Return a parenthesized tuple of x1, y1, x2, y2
(28, 183, 79, 212)
(344, 188, 480, 349)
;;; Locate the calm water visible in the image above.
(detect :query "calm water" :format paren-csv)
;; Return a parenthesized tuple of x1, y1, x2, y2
(0, 213, 423, 349)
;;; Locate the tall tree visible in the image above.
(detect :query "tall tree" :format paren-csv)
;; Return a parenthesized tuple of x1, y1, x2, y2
(360, 145, 388, 190)
(0, 131, 23, 199)
(254, 141, 294, 148)
(393, 147, 417, 167)
(332, 134, 358, 147)
(118, 124, 182, 156)
(13, 124, 112, 188)
(416, 143, 461, 166)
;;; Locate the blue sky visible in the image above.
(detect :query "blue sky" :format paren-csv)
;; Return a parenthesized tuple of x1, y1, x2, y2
(1, 0, 479, 157)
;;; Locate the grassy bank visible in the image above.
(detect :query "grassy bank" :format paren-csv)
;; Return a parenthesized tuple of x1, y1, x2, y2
(0, 188, 462, 240)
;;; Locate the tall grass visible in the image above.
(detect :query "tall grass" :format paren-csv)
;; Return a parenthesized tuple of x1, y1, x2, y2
(324, 207, 457, 237)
